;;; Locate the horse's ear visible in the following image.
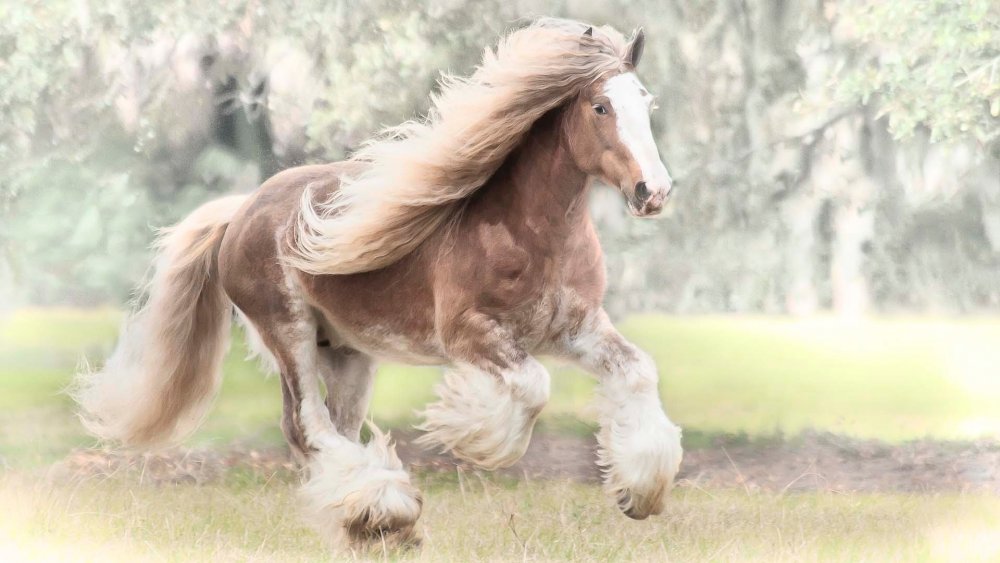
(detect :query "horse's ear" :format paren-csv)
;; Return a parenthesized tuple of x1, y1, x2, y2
(583, 27, 593, 37)
(626, 27, 645, 68)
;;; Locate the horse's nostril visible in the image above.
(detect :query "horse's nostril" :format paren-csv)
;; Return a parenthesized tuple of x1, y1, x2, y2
(635, 181, 650, 201)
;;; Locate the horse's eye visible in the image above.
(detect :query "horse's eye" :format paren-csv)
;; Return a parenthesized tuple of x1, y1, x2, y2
(593, 104, 608, 116)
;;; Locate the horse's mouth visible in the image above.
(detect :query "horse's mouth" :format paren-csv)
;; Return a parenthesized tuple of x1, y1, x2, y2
(626, 193, 668, 217)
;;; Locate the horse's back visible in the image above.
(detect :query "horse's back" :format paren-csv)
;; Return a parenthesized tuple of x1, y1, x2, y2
(217, 161, 444, 361)
(218, 162, 352, 323)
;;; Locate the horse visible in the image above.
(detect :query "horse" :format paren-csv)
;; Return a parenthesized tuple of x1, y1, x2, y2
(73, 18, 682, 549)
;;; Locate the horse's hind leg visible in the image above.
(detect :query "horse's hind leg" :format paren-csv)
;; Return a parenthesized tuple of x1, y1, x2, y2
(235, 311, 311, 464)
(278, 369, 311, 464)
(256, 308, 421, 548)
(317, 345, 376, 443)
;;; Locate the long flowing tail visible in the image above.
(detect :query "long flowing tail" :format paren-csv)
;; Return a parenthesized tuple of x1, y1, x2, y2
(73, 195, 248, 448)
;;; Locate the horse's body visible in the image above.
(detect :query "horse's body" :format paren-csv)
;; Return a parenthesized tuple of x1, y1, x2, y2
(75, 19, 683, 549)
(225, 112, 605, 371)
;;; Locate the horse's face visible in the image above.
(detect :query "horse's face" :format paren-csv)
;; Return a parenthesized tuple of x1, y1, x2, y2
(564, 31, 673, 217)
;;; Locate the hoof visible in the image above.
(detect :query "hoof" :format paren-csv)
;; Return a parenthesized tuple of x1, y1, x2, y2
(598, 410, 683, 520)
(301, 428, 423, 550)
(615, 486, 665, 520)
(341, 482, 423, 547)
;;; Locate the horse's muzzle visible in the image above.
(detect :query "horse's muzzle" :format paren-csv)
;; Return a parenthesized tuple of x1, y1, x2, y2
(631, 180, 672, 216)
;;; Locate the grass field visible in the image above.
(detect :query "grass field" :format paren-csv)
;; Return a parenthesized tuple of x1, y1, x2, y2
(4, 471, 999, 562)
(3, 308, 1000, 466)
(2, 309, 1000, 560)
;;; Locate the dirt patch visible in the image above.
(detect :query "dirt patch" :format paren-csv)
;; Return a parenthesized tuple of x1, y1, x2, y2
(53, 431, 1000, 494)
(51, 445, 299, 485)
(675, 432, 1000, 494)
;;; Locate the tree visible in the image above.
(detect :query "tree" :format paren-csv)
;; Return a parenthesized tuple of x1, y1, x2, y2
(1, 0, 998, 312)
(838, 0, 1000, 149)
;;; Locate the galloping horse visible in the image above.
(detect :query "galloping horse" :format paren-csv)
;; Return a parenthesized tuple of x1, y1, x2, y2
(74, 19, 682, 548)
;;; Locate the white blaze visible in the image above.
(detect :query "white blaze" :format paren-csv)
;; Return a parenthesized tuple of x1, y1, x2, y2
(603, 73, 672, 187)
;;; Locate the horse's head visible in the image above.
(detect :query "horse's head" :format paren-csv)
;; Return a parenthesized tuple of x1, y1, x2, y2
(564, 28, 673, 217)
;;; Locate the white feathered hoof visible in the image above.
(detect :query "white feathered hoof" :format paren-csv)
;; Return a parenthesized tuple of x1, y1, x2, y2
(339, 478, 422, 547)
(416, 367, 547, 470)
(599, 410, 683, 520)
(300, 430, 423, 549)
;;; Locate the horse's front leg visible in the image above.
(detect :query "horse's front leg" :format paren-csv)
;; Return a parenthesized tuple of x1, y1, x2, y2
(417, 318, 550, 470)
(562, 309, 683, 520)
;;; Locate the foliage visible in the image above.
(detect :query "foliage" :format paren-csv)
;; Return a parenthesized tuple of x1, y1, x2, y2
(839, 0, 1000, 147)
(0, 0, 511, 303)
(1, 0, 998, 310)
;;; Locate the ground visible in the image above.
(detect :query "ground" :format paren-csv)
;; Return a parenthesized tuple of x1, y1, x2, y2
(1, 309, 999, 561)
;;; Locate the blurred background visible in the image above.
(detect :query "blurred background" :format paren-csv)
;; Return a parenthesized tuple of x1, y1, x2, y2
(2, 0, 998, 314)
(1, 1, 999, 559)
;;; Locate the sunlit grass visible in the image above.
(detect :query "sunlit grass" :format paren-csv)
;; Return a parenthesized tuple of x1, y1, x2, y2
(628, 315, 1000, 441)
(1, 470, 998, 562)
(2, 309, 1000, 560)
(2, 309, 1000, 468)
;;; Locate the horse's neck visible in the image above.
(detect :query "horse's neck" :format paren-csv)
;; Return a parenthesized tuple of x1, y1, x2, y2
(495, 112, 592, 247)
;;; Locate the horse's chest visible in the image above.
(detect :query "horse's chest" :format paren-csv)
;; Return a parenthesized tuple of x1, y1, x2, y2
(493, 262, 602, 352)
(476, 219, 600, 296)
(520, 254, 605, 349)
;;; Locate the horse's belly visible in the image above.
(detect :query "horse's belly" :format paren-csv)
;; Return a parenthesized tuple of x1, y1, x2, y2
(318, 312, 446, 365)
(348, 325, 447, 365)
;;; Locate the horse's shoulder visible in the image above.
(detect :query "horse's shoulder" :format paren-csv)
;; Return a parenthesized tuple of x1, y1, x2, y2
(561, 218, 606, 305)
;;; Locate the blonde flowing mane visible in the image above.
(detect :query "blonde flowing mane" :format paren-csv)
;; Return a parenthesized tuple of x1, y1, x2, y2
(287, 19, 631, 275)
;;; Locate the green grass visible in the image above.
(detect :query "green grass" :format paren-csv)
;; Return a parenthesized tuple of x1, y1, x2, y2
(3, 309, 1000, 467)
(0, 310, 1000, 462)
(3, 309, 1000, 560)
(2, 470, 999, 562)
(630, 315, 1000, 442)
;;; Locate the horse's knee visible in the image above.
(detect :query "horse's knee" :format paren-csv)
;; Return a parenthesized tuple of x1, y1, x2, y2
(417, 359, 550, 469)
(505, 356, 551, 412)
